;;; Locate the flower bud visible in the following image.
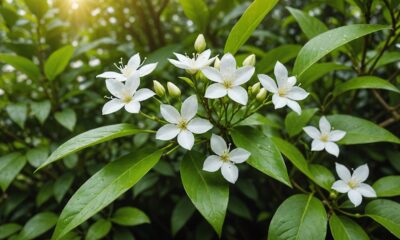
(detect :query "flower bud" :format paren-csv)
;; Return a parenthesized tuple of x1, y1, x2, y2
(153, 80, 165, 97)
(243, 54, 256, 67)
(167, 82, 181, 98)
(251, 82, 261, 95)
(329, 191, 337, 199)
(194, 34, 206, 53)
(214, 57, 221, 69)
(256, 88, 267, 101)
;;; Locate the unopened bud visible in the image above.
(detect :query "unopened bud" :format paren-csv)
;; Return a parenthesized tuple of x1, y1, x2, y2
(167, 82, 181, 98)
(214, 57, 221, 69)
(251, 82, 261, 95)
(256, 88, 267, 101)
(243, 54, 256, 66)
(153, 80, 165, 97)
(329, 191, 337, 199)
(194, 34, 206, 53)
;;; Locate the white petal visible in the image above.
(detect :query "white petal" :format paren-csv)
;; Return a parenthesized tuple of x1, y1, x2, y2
(160, 104, 180, 124)
(335, 163, 351, 182)
(287, 76, 297, 87)
(196, 49, 212, 67)
(97, 71, 125, 80)
(272, 94, 287, 109)
(169, 59, 190, 70)
(187, 118, 213, 134)
(102, 99, 124, 115)
(274, 61, 288, 88)
(352, 164, 369, 183)
(319, 116, 331, 134)
(325, 142, 340, 157)
(220, 53, 236, 78)
(133, 88, 155, 102)
(331, 180, 350, 193)
(106, 79, 125, 99)
(357, 183, 376, 197)
(348, 190, 363, 207)
(258, 74, 278, 93)
(181, 95, 198, 120)
(221, 162, 239, 184)
(303, 126, 321, 139)
(156, 124, 180, 140)
(177, 130, 195, 150)
(127, 53, 141, 69)
(203, 155, 223, 172)
(210, 134, 227, 155)
(124, 101, 140, 113)
(174, 52, 191, 63)
(286, 86, 309, 101)
(125, 73, 140, 94)
(229, 148, 250, 164)
(205, 83, 228, 99)
(311, 139, 325, 151)
(139, 63, 158, 76)
(329, 130, 346, 142)
(233, 66, 255, 86)
(201, 67, 223, 82)
(286, 99, 302, 115)
(227, 86, 248, 105)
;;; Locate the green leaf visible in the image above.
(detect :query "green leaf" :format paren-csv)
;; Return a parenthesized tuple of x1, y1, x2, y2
(327, 115, 400, 144)
(26, 146, 48, 167)
(0, 7, 19, 28)
(309, 164, 335, 191)
(180, 151, 229, 237)
(171, 197, 195, 236)
(365, 199, 400, 238)
(53, 173, 75, 203)
(6, 103, 28, 129)
(16, 212, 58, 240)
(287, 7, 328, 39)
(231, 127, 291, 187)
(44, 45, 74, 81)
(224, 0, 279, 54)
(237, 113, 280, 128)
(85, 219, 111, 240)
(256, 44, 302, 73)
(293, 24, 390, 76)
(0, 54, 40, 81)
(298, 62, 350, 86)
(51, 148, 163, 240)
(285, 108, 318, 137)
(54, 108, 77, 131)
(227, 196, 252, 220)
(0, 153, 27, 191)
(36, 182, 54, 206)
(38, 124, 146, 171)
(31, 100, 51, 124)
(329, 213, 369, 240)
(24, 0, 48, 19)
(0, 223, 22, 239)
(333, 76, 400, 96)
(373, 51, 400, 68)
(177, 0, 209, 32)
(268, 194, 327, 240)
(372, 176, 400, 197)
(111, 207, 150, 226)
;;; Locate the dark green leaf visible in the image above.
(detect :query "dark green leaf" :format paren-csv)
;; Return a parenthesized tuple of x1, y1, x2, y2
(85, 219, 111, 240)
(298, 62, 350, 86)
(26, 146, 48, 167)
(0, 54, 40, 81)
(0, 7, 19, 28)
(44, 45, 74, 81)
(0, 153, 26, 191)
(287, 7, 328, 39)
(24, 0, 48, 19)
(53, 173, 75, 202)
(365, 199, 400, 238)
(54, 108, 77, 131)
(329, 213, 369, 240)
(285, 108, 318, 137)
(227, 196, 252, 220)
(256, 44, 302, 73)
(171, 197, 195, 236)
(111, 207, 150, 226)
(333, 76, 400, 96)
(372, 176, 400, 197)
(0, 223, 22, 239)
(6, 103, 28, 129)
(31, 100, 51, 124)
(16, 212, 57, 240)
(178, 0, 209, 32)
(36, 182, 54, 206)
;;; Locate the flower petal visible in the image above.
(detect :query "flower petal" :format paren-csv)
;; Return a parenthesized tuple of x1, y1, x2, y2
(139, 63, 158, 77)
(124, 101, 140, 113)
(329, 130, 346, 142)
(125, 73, 140, 94)
(169, 59, 190, 70)
(229, 148, 250, 164)
(286, 99, 302, 115)
(106, 79, 125, 99)
(228, 86, 248, 105)
(335, 163, 351, 182)
(97, 71, 125, 80)
(160, 104, 180, 124)
(274, 61, 288, 88)
(303, 126, 321, 139)
(127, 53, 141, 69)
(202, 155, 223, 172)
(181, 95, 198, 120)
(133, 88, 155, 102)
(205, 83, 228, 99)
(102, 99, 124, 115)
(352, 164, 369, 183)
(196, 49, 212, 67)
(187, 118, 213, 134)
(348, 189, 363, 207)
(319, 116, 331, 134)
(202, 67, 223, 82)
(287, 76, 297, 87)
(233, 66, 255, 86)
(311, 139, 325, 151)
(325, 142, 340, 157)
(286, 86, 309, 100)
(156, 124, 180, 140)
(332, 180, 350, 193)
(174, 52, 191, 63)
(220, 53, 236, 78)
(210, 134, 227, 155)
(258, 74, 278, 93)
(272, 94, 287, 109)
(221, 162, 239, 184)
(357, 183, 376, 198)
(177, 130, 195, 150)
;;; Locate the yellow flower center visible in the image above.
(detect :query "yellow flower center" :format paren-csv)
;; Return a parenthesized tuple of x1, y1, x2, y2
(177, 119, 188, 130)
(122, 95, 133, 103)
(220, 151, 230, 162)
(348, 180, 359, 189)
(320, 133, 329, 142)
(278, 88, 287, 97)
(223, 80, 233, 89)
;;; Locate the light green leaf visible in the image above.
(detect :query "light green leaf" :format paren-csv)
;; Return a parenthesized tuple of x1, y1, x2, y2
(293, 24, 390, 76)
(232, 127, 291, 187)
(44, 45, 74, 81)
(171, 197, 195, 236)
(327, 115, 400, 144)
(24, 0, 48, 19)
(54, 108, 77, 131)
(365, 199, 400, 238)
(373, 51, 400, 68)
(51, 148, 163, 240)
(268, 194, 327, 240)
(38, 124, 146, 171)
(285, 108, 318, 137)
(287, 7, 328, 39)
(372, 176, 400, 197)
(180, 151, 229, 237)
(36, 182, 54, 206)
(53, 173, 75, 203)
(0, 54, 40, 81)
(0, 153, 26, 191)
(224, 0, 279, 54)
(178, 0, 209, 32)
(6, 103, 28, 129)
(31, 100, 51, 124)
(0, 223, 22, 239)
(256, 44, 301, 73)
(16, 212, 57, 240)
(298, 62, 350, 86)
(329, 213, 369, 240)
(238, 113, 280, 128)
(26, 146, 48, 167)
(85, 219, 111, 240)
(111, 207, 150, 226)
(333, 76, 400, 96)
(309, 164, 335, 191)
(0, 7, 19, 28)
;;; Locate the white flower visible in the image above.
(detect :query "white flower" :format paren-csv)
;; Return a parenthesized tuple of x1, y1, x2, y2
(203, 134, 250, 183)
(258, 61, 308, 114)
(97, 53, 157, 81)
(332, 163, 376, 207)
(303, 116, 346, 157)
(156, 96, 213, 150)
(202, 53, 255, 105)
(168, 49, 215, 74)
(102, 73, 155, 115)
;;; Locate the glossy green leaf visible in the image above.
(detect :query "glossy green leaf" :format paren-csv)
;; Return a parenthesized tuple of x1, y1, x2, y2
(36, 182, 54, 206)
(24, 0, 48, 19)
(224, 0, 279, 54)
(51, 148, 163, 240)
(53, 173, 75, 203)
(178, 0, 209, 31)
(372, 176, 400, 197)
(373, 52, 400, 68)
(0, 153, 26, 191)
(333, 76, 400, 96)
(6, 103, 28, 129)
(256, 44, 301, 73)
(287, 7, 328, 39)
(327, 115, 400, 144)
(309, 164, 335, 191)
(0, 54, 40, 81)
(227, 196, 252, 220)
(238, 113, 280, 128)
(171, 197, 195, 236)
(365, 199, 400, 238)
(37, 124, 147, 171)
(232, 127, 291, 187)
(285, 108, 318, 137)
(16, 212, 58, 240)
(180, 151, 229, 237)
(111, 207, 150, 226)
(293, 24, 389, 76)
(329, 213, 369, 240)
(298, 62, 350, 86)
(85, 219, 111, 240)
(268, 194, 327, 240)
(44, 45, 74, 81)
(31, 100, 51, 124)
(54, 108, 77, 131)
(26, 146, 48, 167)
(0, 223, 22, 239)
